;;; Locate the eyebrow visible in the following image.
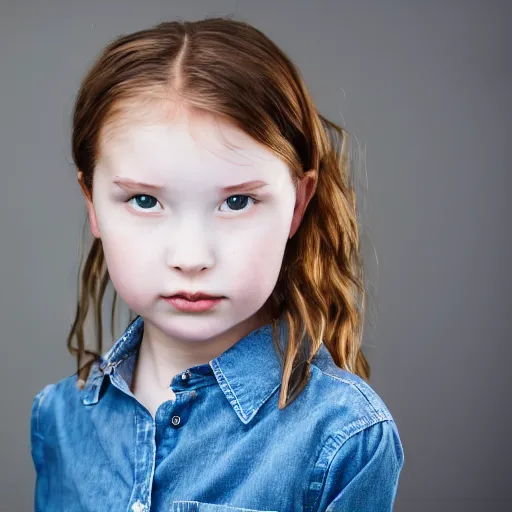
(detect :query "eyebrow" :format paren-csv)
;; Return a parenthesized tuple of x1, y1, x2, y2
(112, 177, 269, 194)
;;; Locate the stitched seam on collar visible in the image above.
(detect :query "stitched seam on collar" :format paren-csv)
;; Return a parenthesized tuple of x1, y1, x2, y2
(103, 316, 142, 363)
(210, 359, 248, 422)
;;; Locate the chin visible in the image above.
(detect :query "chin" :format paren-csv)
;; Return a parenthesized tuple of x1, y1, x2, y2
(153, 313, 237, 338)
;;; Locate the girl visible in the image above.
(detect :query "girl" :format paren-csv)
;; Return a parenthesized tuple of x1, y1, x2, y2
(31, 17, 404, 512)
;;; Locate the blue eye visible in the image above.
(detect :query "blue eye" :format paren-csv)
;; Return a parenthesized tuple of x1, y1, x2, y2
(220, 195, 257, 212)
(127, 195, 159, 210)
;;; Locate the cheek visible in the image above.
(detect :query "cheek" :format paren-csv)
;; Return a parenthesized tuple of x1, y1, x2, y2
(96, 203, 158, 277)
(227, 223, 288, 301)
(100, 234, 159, 307)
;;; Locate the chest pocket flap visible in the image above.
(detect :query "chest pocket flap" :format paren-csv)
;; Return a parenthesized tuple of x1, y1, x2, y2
(171, 502, 278, 512)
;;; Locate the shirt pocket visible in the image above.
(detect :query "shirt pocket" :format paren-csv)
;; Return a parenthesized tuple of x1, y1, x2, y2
(171, 502, 278, 512)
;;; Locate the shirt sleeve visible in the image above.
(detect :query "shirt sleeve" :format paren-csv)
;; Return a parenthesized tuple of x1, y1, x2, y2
(316, 419, 404, 512)
(30, 388, 45, 473)
(31, 385, 52, 512)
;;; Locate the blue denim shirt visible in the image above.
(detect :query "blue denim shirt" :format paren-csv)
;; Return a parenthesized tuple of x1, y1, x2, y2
(31, 316, 404, 512)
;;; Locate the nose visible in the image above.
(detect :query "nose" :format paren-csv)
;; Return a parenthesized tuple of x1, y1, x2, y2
(164, 219, 215, 273)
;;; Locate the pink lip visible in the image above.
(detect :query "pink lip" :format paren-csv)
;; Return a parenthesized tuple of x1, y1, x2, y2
(163, 296, 224, 313)
(170, 291, 224, 301)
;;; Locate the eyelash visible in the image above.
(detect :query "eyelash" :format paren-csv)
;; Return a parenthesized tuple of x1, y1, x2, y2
(124, 194, 260, 213)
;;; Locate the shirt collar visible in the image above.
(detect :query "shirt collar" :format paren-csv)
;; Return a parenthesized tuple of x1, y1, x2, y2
(81, 315, 287, 424)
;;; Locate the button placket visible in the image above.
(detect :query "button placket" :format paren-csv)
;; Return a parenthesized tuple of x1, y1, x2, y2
(128, 409, 155, 511)
(167, 369, 198, 429)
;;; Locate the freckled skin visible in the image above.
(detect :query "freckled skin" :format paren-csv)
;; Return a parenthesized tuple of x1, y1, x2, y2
(78, 103, 316, 406)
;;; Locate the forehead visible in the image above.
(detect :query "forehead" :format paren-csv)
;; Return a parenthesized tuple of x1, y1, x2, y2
(97, 101, 287, 181)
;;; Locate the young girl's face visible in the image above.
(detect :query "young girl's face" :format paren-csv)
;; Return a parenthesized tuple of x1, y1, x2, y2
(81, 102, 310, 343)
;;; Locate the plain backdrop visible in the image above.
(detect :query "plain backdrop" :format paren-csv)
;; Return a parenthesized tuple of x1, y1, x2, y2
(2, 1, 510, 510)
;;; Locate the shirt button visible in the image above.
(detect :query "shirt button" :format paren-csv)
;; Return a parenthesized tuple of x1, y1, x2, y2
(131, 501, 145, 512)
(171, 415, 181, 427)
(181, 370, 191, 380)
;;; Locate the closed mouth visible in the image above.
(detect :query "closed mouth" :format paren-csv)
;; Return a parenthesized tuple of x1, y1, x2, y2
(165, 294, 224, 302)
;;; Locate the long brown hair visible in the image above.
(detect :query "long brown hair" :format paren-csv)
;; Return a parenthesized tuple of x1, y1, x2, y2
(68, 17, 370, 409)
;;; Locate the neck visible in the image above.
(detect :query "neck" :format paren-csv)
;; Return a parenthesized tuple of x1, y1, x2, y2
(131, 311, 273, 393)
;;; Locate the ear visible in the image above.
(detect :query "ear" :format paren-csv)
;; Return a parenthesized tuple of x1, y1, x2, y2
(77, 170, 101, 239)
(289, 168, 318, 239)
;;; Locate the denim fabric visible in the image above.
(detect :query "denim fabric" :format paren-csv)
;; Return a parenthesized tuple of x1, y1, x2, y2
(31, 315, 404, 512)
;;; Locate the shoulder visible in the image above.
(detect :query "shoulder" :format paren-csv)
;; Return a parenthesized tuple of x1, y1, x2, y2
(30, 373, 84, 476)
(306, 344, 404, 477)
(309, 345, 396, 432)
(304, 346, 404, 509)
(30, 372, 84, 439)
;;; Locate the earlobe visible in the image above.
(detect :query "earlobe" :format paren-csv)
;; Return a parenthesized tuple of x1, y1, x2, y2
(288, 169, 318, 239)
(77, 170, 101, 239)
(85, 201, 101, 239)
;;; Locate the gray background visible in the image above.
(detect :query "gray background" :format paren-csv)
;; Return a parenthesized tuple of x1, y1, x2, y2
(2, 0, 510, 510)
